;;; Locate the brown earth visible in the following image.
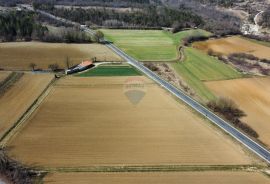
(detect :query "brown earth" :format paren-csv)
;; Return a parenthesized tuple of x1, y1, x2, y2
(0, 42, 122, 70)
(193, 36, 270, 59)
(44, 172, 270, 184)
(205, 77, 270, 147)
(0, 73, 54, 139)
(8, 76, 256, 167)
(0, 71, 11, 82)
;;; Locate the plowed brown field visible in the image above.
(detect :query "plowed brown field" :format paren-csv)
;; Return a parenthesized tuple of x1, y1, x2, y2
(0, 73, 54, 139)
(205, 77, 270, 147)
(8, 76, 254, 167)
(0, 71, 11, 82)
(44, 172, 270, 184)
(0, 42, 122, 70)
(193, 36, 270, 59)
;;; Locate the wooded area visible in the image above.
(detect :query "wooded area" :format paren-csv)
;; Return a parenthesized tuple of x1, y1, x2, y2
(259, 8, 270, 28)
(40, 5, 203, 29)
(0, 11, 47, 41)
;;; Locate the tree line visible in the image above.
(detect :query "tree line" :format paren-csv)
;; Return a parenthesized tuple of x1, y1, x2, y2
(207, 97, 259, 138)
(0, 10, 47, 41)
(39, 5, 203, 29)
(33, 0, 160, 8)
(195, 0, 235, 7)
(0, 10, 103, 43)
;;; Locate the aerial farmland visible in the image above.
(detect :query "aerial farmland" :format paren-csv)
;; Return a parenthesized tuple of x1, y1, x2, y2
(7, 76, 255, 167)
(193, 36, 270, 60)
(205, 77, 270, 147)
(101, 29, 211, 61)
(0, 42, 122, 70)
(1, 1, 270, 184)
(0, 72, 54, 141)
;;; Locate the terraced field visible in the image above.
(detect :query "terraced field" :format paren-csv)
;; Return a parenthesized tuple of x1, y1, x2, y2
(0, 73, 54, 140)
(193, 36, 270, 59)
(7, 76, 255, 167)
(205, 77, 270, 147)
(101, 29, 211, 61)
(44, 171, 270, 184)
(0, 42, 122, 70)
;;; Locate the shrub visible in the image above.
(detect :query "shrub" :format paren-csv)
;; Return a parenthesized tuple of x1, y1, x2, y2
(0, 148, 44, 184)
(207, 97, 258, 138)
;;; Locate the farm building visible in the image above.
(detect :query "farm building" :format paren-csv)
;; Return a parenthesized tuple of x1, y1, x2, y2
(65, 60, 94, 74)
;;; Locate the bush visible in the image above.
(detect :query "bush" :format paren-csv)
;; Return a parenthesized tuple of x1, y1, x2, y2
(0, 148, 43, 184)
(144, 63, 159, 71)
(183, 35, 211, 46)
(207, 97, 258, 138)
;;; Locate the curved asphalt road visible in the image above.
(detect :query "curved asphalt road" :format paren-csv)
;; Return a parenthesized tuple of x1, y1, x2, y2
(24, 5, 270, 164)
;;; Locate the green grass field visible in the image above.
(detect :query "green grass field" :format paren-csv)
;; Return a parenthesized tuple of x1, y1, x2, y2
(76, 65, 141, 77)
(101, 29, 211, 61)
(171, 48, 243, 102)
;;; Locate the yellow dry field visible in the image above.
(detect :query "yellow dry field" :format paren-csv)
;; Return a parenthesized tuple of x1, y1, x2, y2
(193, 36, 270, 59)
(0, 42, 122, 70)
(0, 71, 11, 82)
(8, 76, 255, 167)
(205, 77, 270, 147)
(44, 172, 270, 184)
(0, 73, 54, 139)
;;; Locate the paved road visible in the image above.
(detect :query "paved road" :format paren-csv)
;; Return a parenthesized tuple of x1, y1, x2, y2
(26, 6, 270, 164)
(106, 43, 270, 164)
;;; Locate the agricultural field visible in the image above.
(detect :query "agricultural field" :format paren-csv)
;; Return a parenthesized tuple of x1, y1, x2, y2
(0, 73, 54, 140)
(242, 37, 270, 48)
(101, 29, 211, 61)
(205, 77, 270, 147)
(0, 71, 11, 82)
(7, 76, 255, 167)
(171, 48, 242, 102)
(0, 42, 122, 70)
(193, 36, 270, 59)
(76, 65, 141, 77)
(44, 171, 270, 184)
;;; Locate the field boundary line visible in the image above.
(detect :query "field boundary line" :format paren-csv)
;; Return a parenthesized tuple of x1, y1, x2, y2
(0, 77, 57, 147)
(39, 165, 264, 173)
(0, 72, 24, 97)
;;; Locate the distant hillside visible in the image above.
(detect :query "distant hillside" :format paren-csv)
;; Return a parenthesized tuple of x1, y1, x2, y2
(0, 0, 161, 7)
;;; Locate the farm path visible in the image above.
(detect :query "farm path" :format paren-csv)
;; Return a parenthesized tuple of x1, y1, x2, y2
(0, 78, 57, 146)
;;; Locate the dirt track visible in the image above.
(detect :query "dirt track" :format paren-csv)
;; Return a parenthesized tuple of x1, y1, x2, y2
(0, 73, 54, 139)
(205, 77, 270, 147)
(44, 171, 270, 184)
(7, 76, 256, 167)
(193, 36, 270, 59)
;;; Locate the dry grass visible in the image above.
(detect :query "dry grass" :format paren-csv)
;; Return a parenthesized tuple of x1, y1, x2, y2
(0, 73, 54, 139)
(44, 172, 270, 184)
(0, 42, 122, 70)
(7, 76, 255, 167)
(205, 77, 270, 147)
(193, 36, 270, 59)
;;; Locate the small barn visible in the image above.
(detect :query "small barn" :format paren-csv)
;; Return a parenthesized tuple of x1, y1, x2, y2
(65, 60, 94, 75)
